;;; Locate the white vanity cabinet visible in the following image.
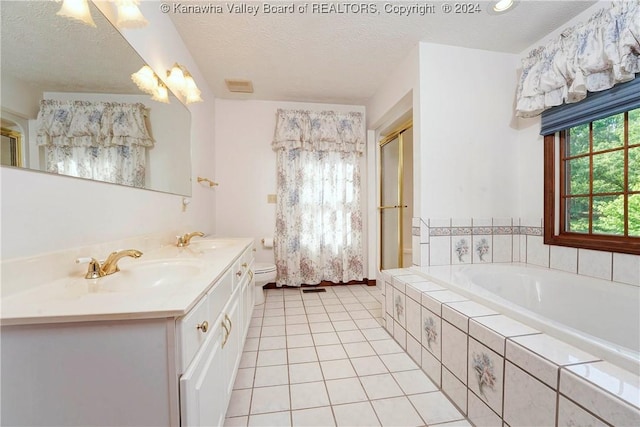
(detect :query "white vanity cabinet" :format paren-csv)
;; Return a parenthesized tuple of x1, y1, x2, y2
(0, 239, 255, 427)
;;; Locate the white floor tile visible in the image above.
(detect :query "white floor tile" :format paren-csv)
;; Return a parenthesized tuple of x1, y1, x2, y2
(290, 381, 331, 410)
(289, 362, 324, 384)
(244, 338, 259, 352)
(313, 332, 341, 346)
(321, 359, 357, 380)
(286, 314, 309, 324)
(286, 324, 311, 335)
(350, 356, 389, 376)
(349, 310, 374, 320)
(326, 378, 369, 405)
(370, 339, 404, 355)
(224, 416, 248, 426)
(337, 330, 367, 343)
(332, 320, 358, 331)
(316, 344, 348, 361)
(239, 351, 258, 369)
(392, 369, 439, 395)
(227, 388, 252, 417)
(371, 396, 425, 427)
(343, 342, 376, 358)
(262, 316, 285, 327)
(362, 328, 392, 342)
(360, 373, 404, 400)
(305, 305, 327, 314)
(324, 304, 346, 312)
(310, 322, 335, 333)
(328, 312, 351, 322)
(332, 402, 381, 427)
(254, 365, 289, 387)
(380, 352, 419, 372)
(250, 385, 290, 414)
(308, 313, 332, 323)
(261, 325, 286, 337)
(233, 367, 255, 390)
(288, 347, 318, 364)
(291, 406, 336, 427)
(287, 333, 314, 348)
(256, 349, 287, 367)
(286, 307, 306, 316)
(248, 411, 291, 427)
(409, 392, 466, 425)
(258, 336, 286, 350)
(356, 318, 385, 329)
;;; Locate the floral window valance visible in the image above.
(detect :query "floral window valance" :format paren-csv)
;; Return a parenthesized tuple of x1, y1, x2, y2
(272, 109, 364, 154)
(516, 1, 639, 118)
(36, 100, 154, 148)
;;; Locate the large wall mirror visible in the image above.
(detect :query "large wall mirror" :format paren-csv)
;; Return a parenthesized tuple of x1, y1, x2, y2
(0, 1, 192, 196)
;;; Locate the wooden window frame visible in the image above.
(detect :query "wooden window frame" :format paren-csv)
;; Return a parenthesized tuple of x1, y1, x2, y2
(544, 113, 640, 255)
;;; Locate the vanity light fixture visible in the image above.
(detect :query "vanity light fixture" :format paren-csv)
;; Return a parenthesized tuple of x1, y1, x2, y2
(152, 81, 170, 104)
(115, 0, 148, 29)
(493, 0, 514, 12)
(56, 0, 96, 27)
(131, 65, 158, 95)
(167, 63, 203, 104)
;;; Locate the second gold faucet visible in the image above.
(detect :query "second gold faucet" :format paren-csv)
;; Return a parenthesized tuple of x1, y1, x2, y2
(176, 231, 205, 247)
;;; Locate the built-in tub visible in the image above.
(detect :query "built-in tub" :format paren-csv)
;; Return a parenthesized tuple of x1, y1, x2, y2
(414, 263, 640, 374)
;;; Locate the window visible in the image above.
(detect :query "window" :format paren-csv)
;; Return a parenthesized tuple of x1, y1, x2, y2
(544, 107, 640, 255)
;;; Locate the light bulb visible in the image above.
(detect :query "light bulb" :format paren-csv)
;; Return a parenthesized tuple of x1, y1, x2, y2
(152, 82, 170, 104)
(116, 0, 148, 29)
(131, 66, 158, 95)
(167, 64, 186, 92)
(493, 0, 514, 12)
(56, 0, 96, 27)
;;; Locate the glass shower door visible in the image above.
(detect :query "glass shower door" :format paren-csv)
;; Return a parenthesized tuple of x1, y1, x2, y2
(380, 136, 402, 270)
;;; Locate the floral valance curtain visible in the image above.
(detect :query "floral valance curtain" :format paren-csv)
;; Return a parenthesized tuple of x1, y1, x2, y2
(272, 109, 364, 287)
(272, 109, 365, 154)
(516, 1, 640, 118)
(36, 100, 154, 187)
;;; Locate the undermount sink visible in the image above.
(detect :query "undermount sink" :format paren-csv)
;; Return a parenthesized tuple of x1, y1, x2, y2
(98, 259, 205, 291)
(184, 239, 235, 251)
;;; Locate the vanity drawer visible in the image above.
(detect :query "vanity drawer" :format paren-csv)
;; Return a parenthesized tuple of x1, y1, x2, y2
(178, 295, 210, 372)
(232, 247, 254, 288)
(208, 270, 233, 322)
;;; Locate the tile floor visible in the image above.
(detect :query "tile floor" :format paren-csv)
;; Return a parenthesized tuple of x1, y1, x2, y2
(224, 285, 471, 427)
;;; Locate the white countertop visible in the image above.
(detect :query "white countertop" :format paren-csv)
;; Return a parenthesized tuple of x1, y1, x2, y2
(1, 238, 253, 326)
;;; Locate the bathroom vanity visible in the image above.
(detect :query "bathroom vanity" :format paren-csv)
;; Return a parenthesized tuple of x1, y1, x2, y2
(1, 238, 254, 426)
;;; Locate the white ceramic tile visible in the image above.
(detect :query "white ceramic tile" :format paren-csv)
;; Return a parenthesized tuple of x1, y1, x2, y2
(248, 411, 291, 427)
(393, 321, 407, 349)
(421, 219, 430, 244)
(312, 332, 340, 346)
(262, 316, 285, 327)
(254, 365, 288, 387)
(289, 361, 323, 384)
(354, 318, 381, 329)
(412, 235, 421, 267)
(442, 367, 467, 414)
(247, 327, 261, 338)
(561, 361, 640, 425)
(421, 345, 441, 387)
(392, 369, 438, 395)
(287, 314, 309, 325)
(409, 392, 466, 425)
(405, 280, 446, 302)
(441, 321, 468, 383)
(362, 327, 391, 342)
(431, 218, 451, 228)
(443, 301, 497, 332)
(405, 297, 422, 341)
(422, 307, 442, 360)
(337, 329, 366, 343)
(360, 373, 404, 399)
(578, 249, 613, 280)
(430, 236, 452, 266)
(452, 218, 472, 227)
(290, 381, 330, 410)
(244, 337, 259, 352)
(558, 395, 608, 427)
(371, 396, 425, 427)
(473, 218, 492, 227)
(264, 308, 285, 317)
(304, 305, 326, 314)
(250, 318, 263, 328)
(259, 336, 286, 350)
(286, 324, 311, 335)
(343, 342, 375, 358)
(469, 315, 539, 356)
(406, 334, 422, 364)
(613, 252, 640, 286)
(328, 312, 350, 322)
(503, 362, 556, 427)
(285, 306, 306, 316)
(518, 234, 526, 264)
(472, 235, 493, 264)
(430, 420, 472, 427)
(421, 243, 430, 266)
(224, 416, 248, 427)
(316, 344, 348, 361)
(350, 355, 388, 377)
(320, 359, 356, 380)
(308, 313, 332, 323)
(332, 320, 358, 331)
(467, 390, 502, 427)
(332, 401, 381, 427)
(250, 384, 290, 414)
(452, 236, 472, 265)
(421, 290, 468, 316)
(310, 322, 334, 333)
(468, 338, 504, 414)
(550, 245, 578, 273)
(239, 351, 258, 369)
(325, 377, 368, 405)
(288, 346, 318, 364)
(291, 406, 335, 427)
(385, 314, 394, 336)
(492, 217, 513, 227)
(287, 333, 314, 349)
(349, 310, 373, 320)
(507, 334, 600, 389)
(526, 236, 550, 268)
(256, 349, 287, 367)
(380, 351, 419, 372)
(385, 288, 394, 316)
(233, 367, 255, 390)
(226, 388, 253, 417)
(392, 288, 406, 328)
(261, 325, 285, 337)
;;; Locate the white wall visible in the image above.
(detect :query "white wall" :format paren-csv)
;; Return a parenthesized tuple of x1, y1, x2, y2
(1, 2, 216, 259)
(213, 99, 367, 271)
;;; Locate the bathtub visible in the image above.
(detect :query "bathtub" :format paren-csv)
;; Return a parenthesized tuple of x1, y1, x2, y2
(414, 263, 640, 374)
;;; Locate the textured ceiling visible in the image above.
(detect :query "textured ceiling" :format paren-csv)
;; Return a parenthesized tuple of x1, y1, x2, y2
(1, 1, 144, 95)
(169, 0, 597, 105)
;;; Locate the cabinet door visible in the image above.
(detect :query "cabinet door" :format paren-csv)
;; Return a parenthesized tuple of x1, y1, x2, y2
(180, 317, 227, 427)
(223, 292, 242, 398)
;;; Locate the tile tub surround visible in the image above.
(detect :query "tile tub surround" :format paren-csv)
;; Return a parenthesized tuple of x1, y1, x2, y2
(381, 269, 640, 427)
(412, 217, 640, 287)
(224, 285, 471, 427)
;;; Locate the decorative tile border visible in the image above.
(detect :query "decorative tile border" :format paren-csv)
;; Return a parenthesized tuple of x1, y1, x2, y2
(426, 221, 541, 237)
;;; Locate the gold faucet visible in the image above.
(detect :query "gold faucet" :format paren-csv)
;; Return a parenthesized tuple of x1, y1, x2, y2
(176, 231, 205, 247)
(76, 249, 143, 279)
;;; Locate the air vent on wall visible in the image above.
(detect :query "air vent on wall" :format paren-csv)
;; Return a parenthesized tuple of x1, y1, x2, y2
(225, 79, 254, 93)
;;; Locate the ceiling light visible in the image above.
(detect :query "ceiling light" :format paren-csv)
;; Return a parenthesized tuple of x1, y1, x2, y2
(115, 0, 148, 29)
(493, 0, 514, 12)
(56, 0, 96, 27)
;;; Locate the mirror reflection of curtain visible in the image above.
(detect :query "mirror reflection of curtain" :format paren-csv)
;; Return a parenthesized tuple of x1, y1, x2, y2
(36, 100, 153, 187)
(272, 109, 364, 287)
